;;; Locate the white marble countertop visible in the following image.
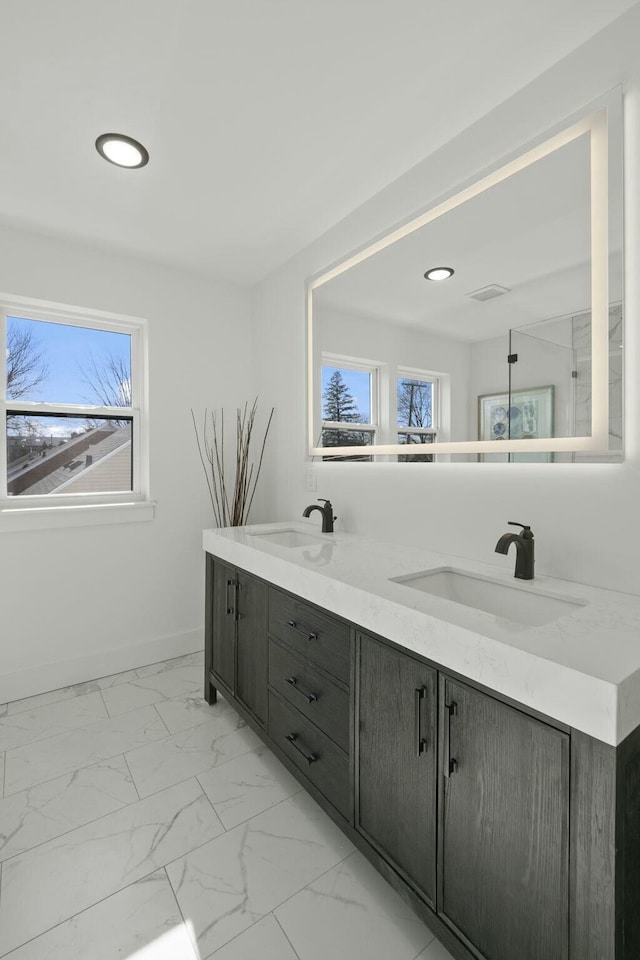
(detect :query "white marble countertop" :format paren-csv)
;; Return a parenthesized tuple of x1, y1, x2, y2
(203, 521, 640, 746)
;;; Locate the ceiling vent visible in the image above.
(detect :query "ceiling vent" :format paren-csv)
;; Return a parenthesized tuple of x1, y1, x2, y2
(466, 283, 511, 302)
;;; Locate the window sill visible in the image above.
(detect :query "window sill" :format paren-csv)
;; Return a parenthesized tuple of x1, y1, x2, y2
(0, 499, 156, 532)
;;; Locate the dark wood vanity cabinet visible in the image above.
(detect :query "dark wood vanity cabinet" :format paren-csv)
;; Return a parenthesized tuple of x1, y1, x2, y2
(355, 635, 569, 960)
(439, 676, 569, 960)
(267, 590, 352, 821)
(205, 553, 639, 960)
(205, 555, 268, 726)
(206, 555, 352, 820)
(356, 632, 438, 906)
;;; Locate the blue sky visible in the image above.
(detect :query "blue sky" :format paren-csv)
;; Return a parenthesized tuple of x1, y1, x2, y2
(7, 315, 130, 405)
(321, 365, 371, 421)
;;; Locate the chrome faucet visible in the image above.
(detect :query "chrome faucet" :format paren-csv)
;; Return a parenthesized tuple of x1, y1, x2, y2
(495, 522, 535, 580)
(302, 498, 336, 533)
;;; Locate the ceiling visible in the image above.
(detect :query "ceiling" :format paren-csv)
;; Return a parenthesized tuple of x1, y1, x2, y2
(316, 133, 594, 342)
(0, 0, 635, 286)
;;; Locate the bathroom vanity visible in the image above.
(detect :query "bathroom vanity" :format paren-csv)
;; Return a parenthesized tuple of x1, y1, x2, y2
(203, 522, 640, 960)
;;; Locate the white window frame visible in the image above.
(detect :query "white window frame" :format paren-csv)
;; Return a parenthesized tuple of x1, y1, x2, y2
(396, 367, 439, 446)
(0, 293, 153, 531)
(320, 353, 379, 449)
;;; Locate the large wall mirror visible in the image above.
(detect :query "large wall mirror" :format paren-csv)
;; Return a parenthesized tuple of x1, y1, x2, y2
(307, 92, 623, 462)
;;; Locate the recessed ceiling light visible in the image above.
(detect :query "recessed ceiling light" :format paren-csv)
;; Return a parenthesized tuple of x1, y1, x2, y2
(424, 267, 454, 281)
(95, 133, 149, 169)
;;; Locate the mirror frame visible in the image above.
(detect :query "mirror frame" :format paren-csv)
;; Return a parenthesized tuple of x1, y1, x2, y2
(307, 93, 621, 459)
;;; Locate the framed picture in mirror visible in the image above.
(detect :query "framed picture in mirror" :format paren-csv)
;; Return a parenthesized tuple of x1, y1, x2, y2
(478, 385, 554, 462)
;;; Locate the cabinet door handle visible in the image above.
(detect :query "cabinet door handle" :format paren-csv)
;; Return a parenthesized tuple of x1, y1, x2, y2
(414, 686, 428, 757)
(226, 579, 235, 617)
(287, 619, 317, 642)
(444, 700, 458, 777)
(285, 733, 318, 765)
(286, 676, 318, 704)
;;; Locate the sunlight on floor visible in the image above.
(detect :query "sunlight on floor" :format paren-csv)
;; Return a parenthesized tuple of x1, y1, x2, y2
(127, 920, 200, 960)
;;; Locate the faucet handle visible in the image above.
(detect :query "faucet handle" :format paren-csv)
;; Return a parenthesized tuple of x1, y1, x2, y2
(508, 521, 533, 538)
(318, 498, 336, 520)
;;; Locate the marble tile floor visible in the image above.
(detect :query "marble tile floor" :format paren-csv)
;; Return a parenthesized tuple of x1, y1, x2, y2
(0, 652, 456, 960)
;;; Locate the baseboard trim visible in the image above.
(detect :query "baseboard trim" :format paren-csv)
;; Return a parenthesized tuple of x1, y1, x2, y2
(0, 628, 204, 704)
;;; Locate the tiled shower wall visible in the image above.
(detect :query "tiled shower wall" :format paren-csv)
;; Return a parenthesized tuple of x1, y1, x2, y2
(572, 303, 623, 461)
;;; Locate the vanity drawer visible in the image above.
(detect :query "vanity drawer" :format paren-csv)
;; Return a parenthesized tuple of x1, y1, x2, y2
(269, 690, 351, 820)
(268, 639, 350, 752)
(268, 589, 351, 685)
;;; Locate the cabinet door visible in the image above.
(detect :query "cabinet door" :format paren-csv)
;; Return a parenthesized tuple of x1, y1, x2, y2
(210, 558, 237, 693)
(440, 677, 569, 960)
(357, 633, 437, 906)
(235, 570, 268, 725)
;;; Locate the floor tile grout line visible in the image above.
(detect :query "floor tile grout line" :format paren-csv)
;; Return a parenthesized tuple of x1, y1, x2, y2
(42, 677, 205, 726)
(0, 775, 227, 881)
(98, 688, 112, 719)
(410, 931, 438, 960)
(129, 734, 263, 802)
(4, 686, 100, 718)
(195, 775, 305, 834)
(0, 738, 168, 800)
(197, 912, 302, 960)
(5, 698, 250, 803)
(161, 783, 330, 883)
(95, 678, 215, 724)
(274, 912, 304, 960)
(166, 843, 358, 960)
(121, 751, 142, 801)
(270, 846, 440, 960)
(3, 673, 208, 751)
(151, 702, 172, 736)
(270, 847, 359, 920)
(192, 775, 227, 833)
(0, 780, 222, 954)
(3, 652, 204, 719)
(3, 672, 135, 718)
(0, 699, 160, 762)
(199, 916, 268, 960)
(134, 652, 204, 681)
(0, 867, 181, 960)
(0, 694, 113, 754)
(193, 751, 305, 833)
(162, 866, 202, 958)
(2, 720, 169, 793)
(0, 764, 151, 867)
(195, 775, 228, 832)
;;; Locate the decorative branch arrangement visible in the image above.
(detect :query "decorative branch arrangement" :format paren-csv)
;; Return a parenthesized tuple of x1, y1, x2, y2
(192, 399, 274, 527)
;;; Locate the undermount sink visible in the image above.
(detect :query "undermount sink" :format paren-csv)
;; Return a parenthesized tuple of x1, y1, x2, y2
(390, 566, 586, 627)
(250, 528, 327, 549)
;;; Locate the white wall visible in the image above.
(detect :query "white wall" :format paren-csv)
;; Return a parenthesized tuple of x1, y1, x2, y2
(252, 5, 640, 596)
(0, 226, 254, 701)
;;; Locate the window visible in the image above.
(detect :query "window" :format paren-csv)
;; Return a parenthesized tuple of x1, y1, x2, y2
(1, 294, 150, 527)
(320, 357, 377, 461)
(396, 370, 438, 462)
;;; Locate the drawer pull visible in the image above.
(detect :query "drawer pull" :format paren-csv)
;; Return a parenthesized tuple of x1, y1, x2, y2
(226, 579, 235, 617)
(287, 619, 317, 642)
(414, 686, 428, 757)
(286, 675, 318, 704)
(285, 733, 318, 765)
(444, 700, 458, 778)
